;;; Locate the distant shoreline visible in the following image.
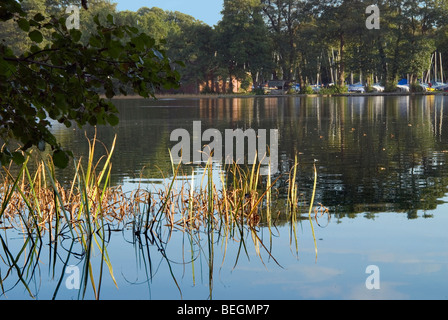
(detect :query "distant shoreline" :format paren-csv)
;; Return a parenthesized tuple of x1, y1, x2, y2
(107, 91, 448, 100)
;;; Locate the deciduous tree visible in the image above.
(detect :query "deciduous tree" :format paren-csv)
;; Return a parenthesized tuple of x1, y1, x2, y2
(0, 0, 180, 168)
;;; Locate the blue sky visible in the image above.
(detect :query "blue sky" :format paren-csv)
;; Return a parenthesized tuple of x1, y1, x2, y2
(115, 0, 224, 26)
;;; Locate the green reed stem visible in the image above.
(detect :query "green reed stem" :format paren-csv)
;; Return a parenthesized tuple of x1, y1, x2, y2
(308, 162, 318, 260)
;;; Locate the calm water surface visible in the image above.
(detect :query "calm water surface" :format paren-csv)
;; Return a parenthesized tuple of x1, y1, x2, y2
(1, 95, 448, 300)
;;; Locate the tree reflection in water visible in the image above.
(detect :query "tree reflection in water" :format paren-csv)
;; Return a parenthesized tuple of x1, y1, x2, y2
(2, 94, 448, 299)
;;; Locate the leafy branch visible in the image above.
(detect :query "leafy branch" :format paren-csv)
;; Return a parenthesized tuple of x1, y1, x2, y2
(0, 0, 181, 168)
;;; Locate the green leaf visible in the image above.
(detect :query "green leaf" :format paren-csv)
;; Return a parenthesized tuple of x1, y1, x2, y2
(112, 28, 124, 39)
(93, 14, 100, 26)
(17, 18, 30, 32)
(127, 26, 139, 34)
(107, 40, 122, 58)
(12, 152, 25, 165)
(174, 60, 186, 68)
(131, 34, 145, 50)
(33, 13, 45, 22)
(29, 19, 40, 27)
(107, 14, 114, 24)
(28, 30, 43, 43)
(53, 149, 69, 169)
(70, 29, 82, 42)
(88, 115, 97, 126)
(105, 88, 115, 99)
(89, 36, 102, 48)
(37, 110, 46, 120)
(107, 113, 119, 126)
(0, 58, 13, 77)
(42, 22, 53, 29)
(0, 0, 25, 21)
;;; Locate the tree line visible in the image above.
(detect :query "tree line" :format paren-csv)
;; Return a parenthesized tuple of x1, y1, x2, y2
(2, 0, 448, 93)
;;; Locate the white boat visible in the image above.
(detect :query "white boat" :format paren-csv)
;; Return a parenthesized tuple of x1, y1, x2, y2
(371, 83, 384, 92)
(310, 84, 321, 93)
(396, 84, 410, 92)
(396, 78, 410, 92)
(431, 82, 447, 90)
(348, 83, 365, 93)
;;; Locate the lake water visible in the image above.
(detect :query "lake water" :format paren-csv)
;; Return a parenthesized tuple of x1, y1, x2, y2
(1, 95, 448, 300)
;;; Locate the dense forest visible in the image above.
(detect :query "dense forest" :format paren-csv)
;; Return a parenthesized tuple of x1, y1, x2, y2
(2, 0, 448, 93)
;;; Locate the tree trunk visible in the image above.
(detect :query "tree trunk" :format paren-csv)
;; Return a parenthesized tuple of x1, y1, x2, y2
(378, 39, 388, 85)
(390, 25, 403, 83)
(211, 73, 216, 93)
(222, 76, 226, 94)
(252, 73, 258, 90)
(228, 74, 234, 93)
(338, 32, 345, 87)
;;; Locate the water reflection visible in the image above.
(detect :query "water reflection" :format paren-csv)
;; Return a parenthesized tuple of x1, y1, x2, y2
(2, 95, 448, 300)
(51, 95, 448, 218)
(0, 187, 287, 300)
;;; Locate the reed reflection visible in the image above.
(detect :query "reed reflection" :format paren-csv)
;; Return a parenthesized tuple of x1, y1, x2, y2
(48, 95, 448, 218)
(2, 95, 448, 300)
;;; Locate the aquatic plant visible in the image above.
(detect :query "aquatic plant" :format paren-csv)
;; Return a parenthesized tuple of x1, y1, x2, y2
(0, 134, 328, 299)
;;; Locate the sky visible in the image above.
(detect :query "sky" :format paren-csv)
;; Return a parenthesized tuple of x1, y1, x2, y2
(115, 0, 224, 26)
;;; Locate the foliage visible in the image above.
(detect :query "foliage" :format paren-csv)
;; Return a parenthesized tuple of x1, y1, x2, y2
(364, 85, 375, 93)
(257, 0, 447, 86)
(300, 85, 315, 94)
(200, 86, 216, 95)
(252, 87, 266, 95)
(286, 88, 297, 95)
(2, 0, 448, 168)
(215, 0, 273, 90)
(410, 82, 425, 93)
(0, 0, 180, 168)
(319, 85, 348, 94)
(240, 74, 252, 92)
(385, 80, 398, 93)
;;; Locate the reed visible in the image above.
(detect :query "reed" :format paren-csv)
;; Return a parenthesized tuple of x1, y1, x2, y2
(308, 161, 318, 260)
(287, 154, 300, 255)
(0, 134, 328, 299)
(0, 133, 121, 299)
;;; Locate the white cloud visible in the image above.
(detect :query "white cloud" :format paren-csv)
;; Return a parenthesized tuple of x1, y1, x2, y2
(347, 282, 409, 300)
